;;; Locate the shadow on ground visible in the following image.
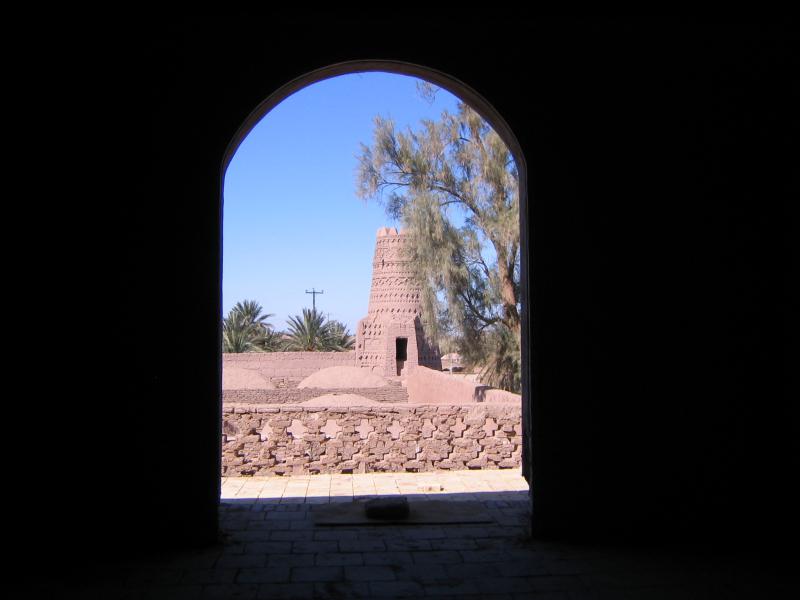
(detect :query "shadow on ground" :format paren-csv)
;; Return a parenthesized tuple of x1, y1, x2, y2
(23, 490, 800, 599)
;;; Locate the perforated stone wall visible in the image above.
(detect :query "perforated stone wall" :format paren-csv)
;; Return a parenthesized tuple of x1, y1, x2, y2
(221, 403, 521, 476)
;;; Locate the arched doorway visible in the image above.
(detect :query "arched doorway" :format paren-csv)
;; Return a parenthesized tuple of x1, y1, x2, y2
(220, 60, 533, 497)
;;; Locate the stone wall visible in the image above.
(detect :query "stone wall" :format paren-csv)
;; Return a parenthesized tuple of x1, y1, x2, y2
(223, 382, 409, 404)
(223, 351, 355, 381)
(406, 366, 522, 405)
(222, 403, 521, 476)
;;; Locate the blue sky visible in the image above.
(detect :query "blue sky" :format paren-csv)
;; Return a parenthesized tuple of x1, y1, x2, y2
(223, 73, 460, 332)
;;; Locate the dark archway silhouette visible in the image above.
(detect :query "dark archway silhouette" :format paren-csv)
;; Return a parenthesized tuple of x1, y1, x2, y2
(21, 23, 793, 589)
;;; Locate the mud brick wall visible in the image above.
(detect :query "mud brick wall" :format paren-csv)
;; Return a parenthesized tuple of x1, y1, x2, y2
(221, 403, 521, 476)
(222, 382, 409, 404)
(223, 351, 356, 379)
(406, 366, 522, 404)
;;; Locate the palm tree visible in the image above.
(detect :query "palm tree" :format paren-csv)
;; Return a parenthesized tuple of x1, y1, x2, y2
(231, 300, 273, 331)
(258, 327, 284, 352)
(223, 312, 258, 353)
(326, 320, 355, 351)
(283, 308, 332, 351)
(222, 300, 275, 353)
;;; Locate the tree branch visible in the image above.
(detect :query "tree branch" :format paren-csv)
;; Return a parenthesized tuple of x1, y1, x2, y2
(457, 289, 498, 327)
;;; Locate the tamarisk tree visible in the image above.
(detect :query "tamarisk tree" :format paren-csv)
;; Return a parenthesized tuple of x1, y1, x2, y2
(357, 99, 521, 391)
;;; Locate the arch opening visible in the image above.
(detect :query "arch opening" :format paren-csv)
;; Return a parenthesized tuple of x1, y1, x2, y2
(219, 61, 532, 513)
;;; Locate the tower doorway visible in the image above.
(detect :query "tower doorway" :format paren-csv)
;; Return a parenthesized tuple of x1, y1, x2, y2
(396, 337, 408, 375)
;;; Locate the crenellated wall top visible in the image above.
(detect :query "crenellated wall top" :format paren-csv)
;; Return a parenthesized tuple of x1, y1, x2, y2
(375, 226, 408, 237)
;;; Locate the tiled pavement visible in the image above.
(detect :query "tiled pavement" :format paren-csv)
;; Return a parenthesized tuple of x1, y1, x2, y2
(37, 470, 797, 599)
(220, 469, 530, 504)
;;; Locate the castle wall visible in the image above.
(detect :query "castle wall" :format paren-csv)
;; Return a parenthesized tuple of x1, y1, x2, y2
(222, 383, 409, 404)
(223, 351, 355, 382)
(407, 366, 522, 405)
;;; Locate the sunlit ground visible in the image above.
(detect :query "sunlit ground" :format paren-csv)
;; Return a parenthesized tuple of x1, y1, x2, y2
(221, 468, 528, 502)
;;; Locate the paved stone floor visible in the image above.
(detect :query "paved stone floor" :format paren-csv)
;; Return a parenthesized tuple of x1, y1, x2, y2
(220, 469, 530, 503)
(31, 470, 797, 599)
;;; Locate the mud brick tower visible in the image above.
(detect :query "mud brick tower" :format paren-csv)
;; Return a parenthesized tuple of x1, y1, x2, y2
(356, 227, 442, 377)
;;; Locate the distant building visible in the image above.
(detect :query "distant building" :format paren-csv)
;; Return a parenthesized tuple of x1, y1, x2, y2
(355, 227, 442, 377)
(440, 353, 464, 372)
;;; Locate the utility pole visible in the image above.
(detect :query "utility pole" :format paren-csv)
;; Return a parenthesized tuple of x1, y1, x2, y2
(305, 288, 324, 312)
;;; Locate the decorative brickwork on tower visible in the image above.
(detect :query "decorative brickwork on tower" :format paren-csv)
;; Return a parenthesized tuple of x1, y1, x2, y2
(355, 227, 442, 377)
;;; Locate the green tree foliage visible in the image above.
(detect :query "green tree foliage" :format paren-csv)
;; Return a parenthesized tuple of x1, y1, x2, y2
(223, 302, 355, 353)
(357, 99, 520, 391)
(326, 319, 356, 351)
(283, 309, 354, 352)
(222, 300, 279, 353)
